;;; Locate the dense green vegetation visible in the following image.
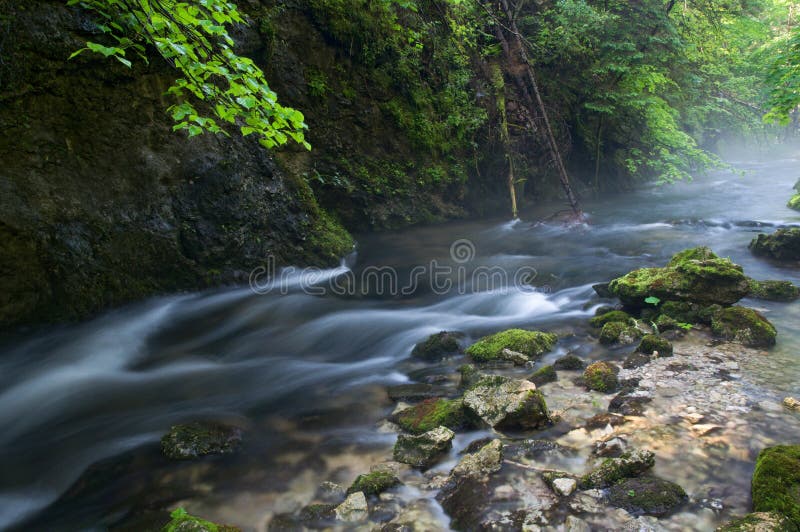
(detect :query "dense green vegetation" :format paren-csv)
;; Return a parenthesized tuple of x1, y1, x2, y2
(70, 0, 800, 198)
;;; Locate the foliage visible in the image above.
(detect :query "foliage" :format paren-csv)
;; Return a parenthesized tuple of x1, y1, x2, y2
(67, 0, 309, 150)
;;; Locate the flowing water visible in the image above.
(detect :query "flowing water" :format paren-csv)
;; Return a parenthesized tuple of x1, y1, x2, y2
(2, 157, 800, 531)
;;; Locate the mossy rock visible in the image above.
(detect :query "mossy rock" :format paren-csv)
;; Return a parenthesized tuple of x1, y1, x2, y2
(411, 331, 461, 360)
(589, 310, 632, 328)
(393, 398, 471, 434)
(462, 375, 552, 430)
(711, 306, 777, 348)
(750, 229, 800, 261)
(553, 354, 585, 370)
(608, 476, 687, 517)
(599, 321, 642, 346)
(749, 279, 800, 302)
(393, 426, 455, 469)
(717, 512, 799, 531)
(458, 364, 482, 389)
(654, 313, 678, 331)
(659, 300, 721, 325)
(623, 351, 653, 370)
(529, 365, 557, 386)
(608, 247, 750, 307)
(466, 329, 557, 362)
(162, 508, 241, 532)
(347, 471, 400, 496)
(789, 194, 800, 211)
(160, 422, 242, 460)
(578, 449, 655, 489)
(637, 334, 673, 357)
(583, 361, 619, 393)
(752, 445, 800, 526)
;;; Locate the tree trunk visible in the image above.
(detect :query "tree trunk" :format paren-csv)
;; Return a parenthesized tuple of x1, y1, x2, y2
(493, 0, 583, 220)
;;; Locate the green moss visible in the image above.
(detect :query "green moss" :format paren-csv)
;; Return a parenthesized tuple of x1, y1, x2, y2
(160, 422, 242, 460)
(637, 334, 673, 356)
(162, 508, 240, 532)
(529, 365, 557, 386)
(347, 471, 400, 496)
(583, 361, 619, 392)
(717, 512, 799, 531)
(589, 310, 633, 328)
(752, 445, 800, 526)
(749, 279, 800, 302)
(667, 246, 719, 266)
(466, 329, 557, 362)
(297, 503, 336, 523)
(750, 229, 800, 261)
(608, 477, 687, 517)
(599, 321, 642, 345)
(711, 306, 777, 348)
(411, 331, 460, 360)
(394, 398, 470, 434)
(654, 313, 678, 331)
(789, 194, 800, 211)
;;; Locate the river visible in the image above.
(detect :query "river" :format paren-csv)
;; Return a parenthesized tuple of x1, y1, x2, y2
(1, 156, 799, 530)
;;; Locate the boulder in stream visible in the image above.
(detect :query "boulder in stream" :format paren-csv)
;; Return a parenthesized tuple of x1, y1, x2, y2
(393, 426, 455, 469)
(554, 353, 585, 370)
(599, 321, 642, 345)
(163, 508, 241, 532)
(608, 476, 687, 516)
(750, 228, 800, 261)
(589, 310, 633, 328)
(717, 512, 799, 531)
(583, 361, 619, 393)
(752, 445, 800, 526)
(748, 279, 800, 302)
(608, 247, 750, 307)
(465, 329, 557, 363)
(579, 449, 655, 489)
(392, 398, 472, 434)
(711, 306, 777, 347)
(347, 470, 400, 496)
(334, 491, 369, 522)
(160, 421, 242, 460)
(411, 331, 461, 360)
(462, 375, 552, 430)
(637, 334, 673, 357)
(529, 364, 557, 386)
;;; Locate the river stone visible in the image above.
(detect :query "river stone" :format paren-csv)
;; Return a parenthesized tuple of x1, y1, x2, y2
(748, 279, 800, 301)
(608, 476, 687, 516)
(583, 361, 619, 393)
(599, 321, 643, 345)
(392, 398, 470, 434)
(500, 348, 529, 365)
(784, 397, 800, 411)
(451, 439, 503, 478)
(637, 334, 673, 357)
(552, 477, 577, 496)
(462, 375, 551, 430)
(750, 228, 800, 261)
(711, 306, 777, 347)
(608, 247, 750, 307)
(393, 426, 455, 469)
(554, 354, 585, 370)
(160, 421, 242, 460)
(716, 512, 799, 531)
(411, 331, 461, 360)
(528, 364, 557, 386)
(163, 508, 241, 532)
(579, 449, 656, 489)
(465, 329, 557, 362)
(752, 445, 800, 526)
(347, 470, 400, 496)
(585, 412, 627, 430)
(381, 499, 449, 531)
(565, 515, 591, 532)
(334, 491, 368, 522)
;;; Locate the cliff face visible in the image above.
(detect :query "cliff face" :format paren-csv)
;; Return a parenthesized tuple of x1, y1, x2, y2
(0, 0, 567, 329)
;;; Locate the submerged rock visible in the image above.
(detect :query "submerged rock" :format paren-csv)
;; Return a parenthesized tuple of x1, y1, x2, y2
(462, 375, 552, 430)
(347, 470, 400, 496)
(752, 445, 800, 526)
(784, 397, 800, 412)
(608, 247, 750, 307)
(160, 422, 242, 460)
(654, 313, 679, 331)
(590, 310, 633, 328)
(458, 364, 483, 389)
(717, 512, 799, 531)
(393, 426, 455, 469)
(623, 351, 653, 370)
(637, 334, 673, 357)
(499, 348, 530, 365)
(334, 491, 368, 522)
(392, 398, 471, 434)
(529, 364, 557, 386)
(465, 329, 557, 362)
(608, 476, 687, 516)
(750, 228, 800, 261)
(554, 354, 585, 370)
(711, 306, 777, 347)
(386, 383, 445, 402)
(585, 412, 627, 430)
(579, 449, 655, 489)
(748, 279, 800, 301)
(599, 321, 643, 345)
(608, 387, 652, 416)
(583, 361, 619, 393)
(411, 331, 461, 360)
(451, 439, 503, 478)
